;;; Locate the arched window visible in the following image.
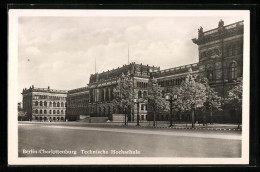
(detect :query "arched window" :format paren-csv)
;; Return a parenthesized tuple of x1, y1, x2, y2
(53, 110, 56, 114)
(229, 62, 237, 80)
(44, 110, 47, 114)
(61, 102, 64, 107)
(143, 91, 147, 98)
(40, 101, 43, 106)
(40, 110, 42, 114)
(207, 69, 214, 81)
(57, 102, 60, 107)
(141, 104, 144, 110)
(35, 109, 38, 114)
(53, 102, 56, 107)
(44, 101, 47, 106)
(35, 101, 38, 106)
(138, 91, 142, 98)
(61, 110, 64, 114)
(49, 110, 52, 114)
(57, 110, 60, 114)
(49, 102, 52, 107)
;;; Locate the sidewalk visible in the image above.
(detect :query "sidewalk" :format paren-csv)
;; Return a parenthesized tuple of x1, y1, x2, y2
(20, 121, 242, 131)
(126, 122, 242, 131)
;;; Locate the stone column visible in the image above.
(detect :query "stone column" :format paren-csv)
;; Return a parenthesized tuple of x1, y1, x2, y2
(108, 87, 111, 101)
(97, 88, 100, 102)
(104, 88, 106, 101)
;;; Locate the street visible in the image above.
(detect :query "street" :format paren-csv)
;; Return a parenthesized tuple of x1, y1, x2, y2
(18, 122, 241, 157)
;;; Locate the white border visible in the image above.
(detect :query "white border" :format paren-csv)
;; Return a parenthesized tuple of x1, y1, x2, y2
(8, 9, 250, 165)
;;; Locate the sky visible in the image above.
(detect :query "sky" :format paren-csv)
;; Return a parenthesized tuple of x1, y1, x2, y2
(18, 14, 244, 102)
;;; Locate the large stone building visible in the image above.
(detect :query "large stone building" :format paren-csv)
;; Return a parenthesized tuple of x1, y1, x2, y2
(22, 20, 243, 123)
(80, 63, 160, 121)
(66, 86, 89, 121)
(22, 86, 67, 121)
(192, 19, 243, 98)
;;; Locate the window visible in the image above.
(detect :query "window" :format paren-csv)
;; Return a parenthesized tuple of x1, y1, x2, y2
(53, 110, 56, 114)
(44, 110, 47, 114)
(138, 91, 142, 98)
(229, 62, 237, 80)
(49, 102, 52, 107)
(44, 101, 47, 106)
(207, 69, 214, 81)
(49, 110, 52, 114)
(35, 101, 38, 106)
(61, 110, 64, 114)
(61, 102, 64, 107)
(57, 102, 60, 107)
(162, 90, 165, 98)
(35, 109, 38, 114)
(53, 102, 56, 107)
(40, 110, 42, 114)
(40, 101, 43, 106)
(141, 104, 144, 110)
(143, 91, 147, 98)
(57, 110, 60, 114)
(141, 115, 144, 120)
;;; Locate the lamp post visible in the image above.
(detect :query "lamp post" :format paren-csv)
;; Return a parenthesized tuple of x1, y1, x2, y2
(191, 102, 196, 128)
(124, 104, 127, 126)
(166, 94, 178, 127)
(134, 99, 140, 126)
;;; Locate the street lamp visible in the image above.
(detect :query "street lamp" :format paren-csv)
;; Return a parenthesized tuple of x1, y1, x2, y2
(134, 99, 140, 126)
(123, 104, 127, 126)
(166, 94, 178, 127)
(191, 102, 196, 128)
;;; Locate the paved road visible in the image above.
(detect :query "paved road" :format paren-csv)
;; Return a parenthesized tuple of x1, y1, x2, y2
(18, 123, 241, 157)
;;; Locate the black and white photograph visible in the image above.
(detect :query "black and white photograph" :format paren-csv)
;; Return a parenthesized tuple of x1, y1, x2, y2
(8, 9, 250, 165)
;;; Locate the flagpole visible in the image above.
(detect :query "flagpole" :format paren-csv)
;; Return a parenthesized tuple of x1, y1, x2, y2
(128, 44, 129, 65)
(95, 56, 96, 73)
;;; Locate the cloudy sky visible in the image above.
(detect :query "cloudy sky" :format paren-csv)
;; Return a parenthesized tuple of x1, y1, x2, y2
(18, 13, 244, 101)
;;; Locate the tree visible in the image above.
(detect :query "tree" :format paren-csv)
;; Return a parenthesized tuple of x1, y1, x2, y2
(147, 78, 169, 126)
(113, 71, 135, 126)
(166, 86, 183, 123)
(225, 80, 242, 128)
(177, 73, 207, 128)
(18, 111, 27, 121)
(200, 77, 222, 125)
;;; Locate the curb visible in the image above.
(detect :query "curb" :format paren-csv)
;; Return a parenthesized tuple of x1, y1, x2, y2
(120, 125, 242, 131)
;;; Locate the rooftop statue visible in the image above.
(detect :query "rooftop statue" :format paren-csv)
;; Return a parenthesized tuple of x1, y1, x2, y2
(198, 26, 204, 39)
(218, 19, 224, 27)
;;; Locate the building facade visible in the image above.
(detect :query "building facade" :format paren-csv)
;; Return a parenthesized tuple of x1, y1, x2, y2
(22, 20, 243, 123)
(67, 87, 89, 121)
(192, 20, 243, 98)
(22, 86, 67, 121)
(77, 63, 160, 122)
